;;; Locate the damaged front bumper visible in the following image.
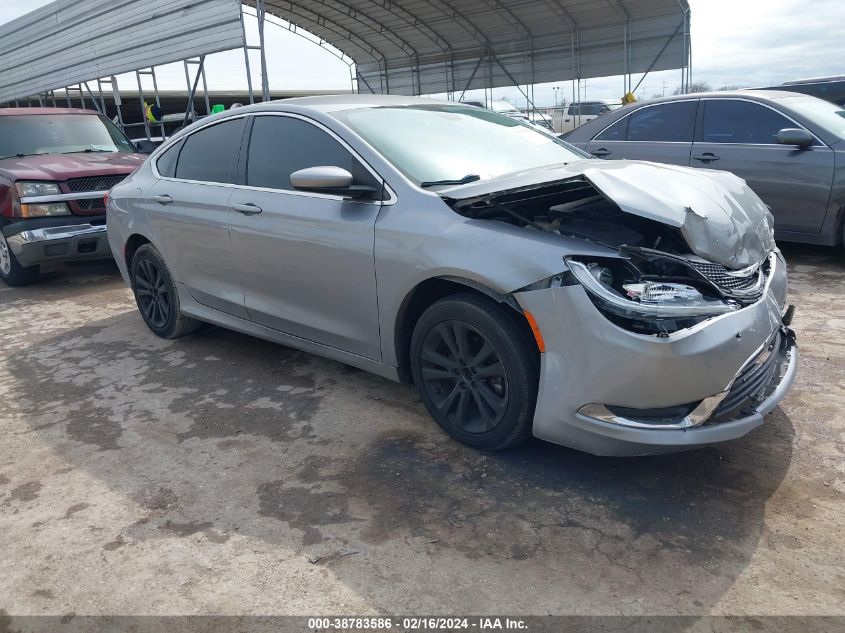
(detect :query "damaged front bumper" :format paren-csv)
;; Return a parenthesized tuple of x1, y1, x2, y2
(515, 252, 797, 456)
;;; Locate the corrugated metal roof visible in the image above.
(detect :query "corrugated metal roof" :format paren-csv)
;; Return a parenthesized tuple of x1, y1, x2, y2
(248, 0, 690, 95)
(0, 0, 688, 102)
(0, 0, 246, 103)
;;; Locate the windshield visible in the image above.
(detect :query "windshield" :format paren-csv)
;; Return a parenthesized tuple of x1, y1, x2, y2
(787, 96, 845, 139)
(0, 114, 136, 159)
(332, 105, 586, 186)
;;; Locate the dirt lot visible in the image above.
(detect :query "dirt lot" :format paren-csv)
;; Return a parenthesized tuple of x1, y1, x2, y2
(0, 245, 843, 618)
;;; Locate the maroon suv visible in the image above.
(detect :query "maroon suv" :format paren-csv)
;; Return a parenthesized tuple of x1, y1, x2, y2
(0, 108, 145, 285)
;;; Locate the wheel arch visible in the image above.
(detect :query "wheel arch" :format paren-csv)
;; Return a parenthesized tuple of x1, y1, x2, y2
(393, 275, 537, 384)
(123, 233, 153, 273)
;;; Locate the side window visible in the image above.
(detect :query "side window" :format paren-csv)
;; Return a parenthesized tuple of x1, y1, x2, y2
(595, 116, 629, 141)
(628, 101, 697, 142)
(246, 116, 377, 192)
(567, 104, 577, 116)
(155, 139, 182, 178)
(702, 100, 800, 144)
(175, 118, 245, 184)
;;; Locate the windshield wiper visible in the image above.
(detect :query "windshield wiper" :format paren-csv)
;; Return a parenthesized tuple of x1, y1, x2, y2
(0, 152, 49, 160)
(420, 174, 481, 188)
(59, 148, 116, 154)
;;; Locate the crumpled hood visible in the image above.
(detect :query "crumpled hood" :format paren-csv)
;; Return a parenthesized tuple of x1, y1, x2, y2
(0, 151, 144, 182)
(442, 160, 776, 269)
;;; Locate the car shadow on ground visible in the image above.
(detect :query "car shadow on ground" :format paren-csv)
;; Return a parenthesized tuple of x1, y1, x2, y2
(3, 282, 796, 614)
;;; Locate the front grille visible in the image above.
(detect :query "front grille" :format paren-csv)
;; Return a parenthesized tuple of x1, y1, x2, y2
(689, 260, 762, 292)
(709, 330, 784, 422)
(64, 174, 127, 193)
(60, 174, 127, 216)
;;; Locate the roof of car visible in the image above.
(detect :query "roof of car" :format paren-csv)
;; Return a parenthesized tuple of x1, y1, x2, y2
(0, 107, 101, 116)
(782, 75, 845, 85)
(222, 94, 456, 115)
(632, 89, 809, 105)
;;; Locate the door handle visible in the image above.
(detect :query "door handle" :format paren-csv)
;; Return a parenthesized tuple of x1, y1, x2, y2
(152, 194, 173, 205)
(232, 203, 263, 216)
(591, 148, 611, 157)
(693, 153, 720, 163)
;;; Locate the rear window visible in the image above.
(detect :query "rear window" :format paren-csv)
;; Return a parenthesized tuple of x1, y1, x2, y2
(155, 140, 183, 178)
(595, 116, 629, 141)
(174, 118, 245, 184)
(627, 101, 697, 142)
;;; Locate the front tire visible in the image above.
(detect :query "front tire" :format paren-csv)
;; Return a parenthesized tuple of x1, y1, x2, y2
(131, 244, 201, 339)
(410, 293, 539, 451)
(0, 232, 39, 287)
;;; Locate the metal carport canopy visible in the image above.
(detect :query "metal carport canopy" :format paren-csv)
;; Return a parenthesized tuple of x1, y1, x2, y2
(0, 0, 247, 105)
(246, 0, 690, 96)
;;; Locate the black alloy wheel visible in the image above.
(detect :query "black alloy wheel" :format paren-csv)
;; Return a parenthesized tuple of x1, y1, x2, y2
(410, 293, 539, 451)
(419, 320, 509, 434)
(131, 244, 202, 339)
(135, 257, 170, 329)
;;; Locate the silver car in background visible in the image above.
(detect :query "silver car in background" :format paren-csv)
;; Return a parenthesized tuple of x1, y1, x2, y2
(107, 96, 797, 456)
(563, 90, 845, 247)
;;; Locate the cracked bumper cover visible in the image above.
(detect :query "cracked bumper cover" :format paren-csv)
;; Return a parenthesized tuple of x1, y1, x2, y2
(515, 252, 796, 456)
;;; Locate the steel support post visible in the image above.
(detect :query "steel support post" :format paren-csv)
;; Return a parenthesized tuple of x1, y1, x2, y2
(240, 5, 256, 104)
(256, 0, 270, 101)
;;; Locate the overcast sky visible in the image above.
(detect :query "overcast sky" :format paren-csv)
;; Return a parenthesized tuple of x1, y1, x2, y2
(1, 0, 842, 107)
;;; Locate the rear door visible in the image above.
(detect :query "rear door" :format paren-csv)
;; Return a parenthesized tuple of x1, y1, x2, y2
(692, 98, 834, 234)
(146, 117, 249, 319)
(585, 100, 698, 166)
(227, 113, 384, 360)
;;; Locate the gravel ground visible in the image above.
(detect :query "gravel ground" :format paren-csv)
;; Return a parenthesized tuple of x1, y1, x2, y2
(0, 244, 842, 618)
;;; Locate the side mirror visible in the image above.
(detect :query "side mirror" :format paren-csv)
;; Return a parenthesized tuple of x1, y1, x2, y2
(289, 166, 379, 198)
(134, 139, 157, 154)
(777, 128, 814, 149)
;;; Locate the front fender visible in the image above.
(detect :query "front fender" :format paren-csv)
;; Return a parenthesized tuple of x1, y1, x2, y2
(374, 198, 614, 369)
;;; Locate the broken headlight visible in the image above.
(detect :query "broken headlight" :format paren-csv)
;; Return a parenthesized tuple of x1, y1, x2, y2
(565, 257, 739, 333)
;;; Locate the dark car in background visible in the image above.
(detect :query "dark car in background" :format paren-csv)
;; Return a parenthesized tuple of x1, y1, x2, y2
(0, 108, 145, 285)
(563, 91, 845, 246)
(775, 76, 845, 107)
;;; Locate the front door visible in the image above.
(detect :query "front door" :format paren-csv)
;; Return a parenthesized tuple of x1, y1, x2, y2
(692, 99, 834, 234)
(228, 114, 383, 361)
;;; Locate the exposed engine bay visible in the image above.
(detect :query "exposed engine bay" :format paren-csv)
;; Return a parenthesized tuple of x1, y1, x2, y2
(446, 177, 772, 336)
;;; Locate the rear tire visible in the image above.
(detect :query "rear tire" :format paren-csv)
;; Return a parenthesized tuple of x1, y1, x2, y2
(410, 293, 539, 451)
(131, 244, 202, 339)
(0, 232, 39, 287)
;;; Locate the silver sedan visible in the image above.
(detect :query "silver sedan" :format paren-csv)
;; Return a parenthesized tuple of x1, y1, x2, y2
(107, 96, 798, 456)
